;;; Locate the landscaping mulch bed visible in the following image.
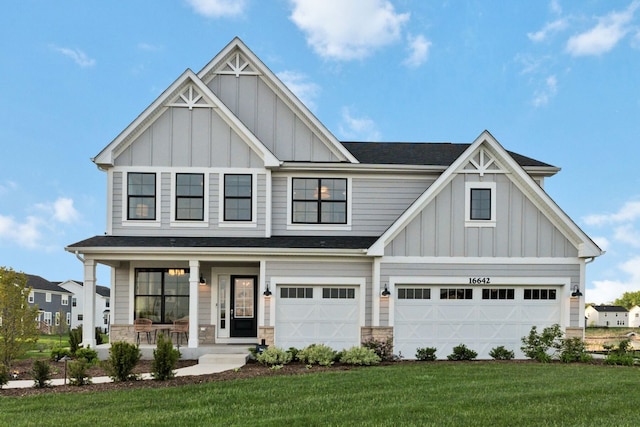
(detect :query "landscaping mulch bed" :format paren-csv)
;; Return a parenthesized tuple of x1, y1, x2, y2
(0, 359, 357, 397)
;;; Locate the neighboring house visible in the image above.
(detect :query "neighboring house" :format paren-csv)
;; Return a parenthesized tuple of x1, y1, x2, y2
(585, 305, 629, 327)
(66, 38, 602, 359)
(57, 280, 111, 333)
(629, 306, 640, 328)
(26, 274, 72, 334)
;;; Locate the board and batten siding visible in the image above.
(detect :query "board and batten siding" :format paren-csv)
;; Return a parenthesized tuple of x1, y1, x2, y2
(114, 107, 263, 168)
(265, 260, 372, 326)
(379, 262, 582, 326)
(270, 175, 432, 236)
(207, 74, 340, 162)
(385, 173, 578, 258)
(111, 170, 267, 237)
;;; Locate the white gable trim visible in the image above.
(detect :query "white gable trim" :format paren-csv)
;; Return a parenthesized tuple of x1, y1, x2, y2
(93, 69, 280, 168)
(368, 130, 602, 258)
(197, 37, 359, 164)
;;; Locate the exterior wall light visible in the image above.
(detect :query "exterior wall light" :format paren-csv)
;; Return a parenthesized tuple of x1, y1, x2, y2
(199, 275, 207, 285)
(381, 283, 391, 297)
(571, 285, 583, 297)
(263, 282, 272, 297)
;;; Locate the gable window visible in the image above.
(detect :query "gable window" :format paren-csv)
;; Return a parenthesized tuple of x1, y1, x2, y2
(128, 172, 156, 220)
(292, 178, 347, 224)
(175, 173, 204, 221)
(62, 295, 68, 305)
(465, 182, 496, 226)
(224, 174, 252, 221)
(134, 269, 189, 324)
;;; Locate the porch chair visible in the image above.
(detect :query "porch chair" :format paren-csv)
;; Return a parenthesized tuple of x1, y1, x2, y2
(134, 318, 154, 345)
(170, 318, 189, 346)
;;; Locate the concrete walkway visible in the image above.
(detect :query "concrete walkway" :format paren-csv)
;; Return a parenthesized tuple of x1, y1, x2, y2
(2, 353, 248, 390)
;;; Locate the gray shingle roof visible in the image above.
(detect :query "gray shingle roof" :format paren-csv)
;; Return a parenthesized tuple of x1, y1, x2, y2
(341, 142, 554, 168)
(27, 275, 72, 294)
(67, 235, 378, 250)
(591, 305, 628, 312)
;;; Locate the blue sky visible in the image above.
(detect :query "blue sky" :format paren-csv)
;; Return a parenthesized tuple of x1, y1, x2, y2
(1, 0, 639, 304)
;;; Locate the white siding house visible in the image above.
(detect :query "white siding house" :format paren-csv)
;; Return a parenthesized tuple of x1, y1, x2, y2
(66, 38, 602, 359)
(58, 280, 111, 333)
(585, 305, 629, 327)
(629, 306, 640, 328)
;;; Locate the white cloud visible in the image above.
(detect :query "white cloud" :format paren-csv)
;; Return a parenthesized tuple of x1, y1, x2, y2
(583, 200, 640, 226)
(338, 107, 382, 141)
(51, 46, 96, 68)
(0, 215, 44, 250)
(532, 75, 558, 107)
(276, 70, 320, 111)
(185, 0, 246, 18)
(550, 0, 562, 15)
(592, 236, 610, 252)
(566, 1, 640, 56)
(403, 34, 431, 68)
(289, 0, 409, 60)
(0, 180, 17, 195)
(527, 19, 568, 42)
(613, 224, 640, 248)
(35, 197, 80, 224)
(589, 256, 640, 304)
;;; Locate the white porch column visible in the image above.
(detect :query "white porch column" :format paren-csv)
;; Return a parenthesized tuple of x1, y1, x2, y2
(188, 260, 200, 348)
(83, 259, 97, 348)
(372, 258, 381, 326)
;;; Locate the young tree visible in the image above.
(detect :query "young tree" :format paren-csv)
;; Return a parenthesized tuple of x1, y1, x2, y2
(0, 267, 40, 366)
(613, 291, 640, 309)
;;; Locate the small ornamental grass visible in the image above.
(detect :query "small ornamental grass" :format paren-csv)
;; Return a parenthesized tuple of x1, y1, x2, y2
(339, 346, 381, 366)
(104, 341, 141, 382)
(447, 344, 477, 361)
(489, 346, 515, 361)
(152, 334, 181, 380)
(256, 346, 292, 368)
(297, 344, 336, 367)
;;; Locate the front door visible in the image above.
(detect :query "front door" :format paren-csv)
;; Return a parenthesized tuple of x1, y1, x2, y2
(230, 276, 258, 338)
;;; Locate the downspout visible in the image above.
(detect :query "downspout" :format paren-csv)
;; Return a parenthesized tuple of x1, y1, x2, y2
(74, 250, 85, 263)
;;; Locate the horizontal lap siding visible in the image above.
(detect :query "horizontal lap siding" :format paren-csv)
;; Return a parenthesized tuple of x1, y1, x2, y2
(113, 263, 130, 324)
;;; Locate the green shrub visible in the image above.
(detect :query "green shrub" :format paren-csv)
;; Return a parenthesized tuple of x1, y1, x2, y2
(297, 344, 336, 367)
(50, 347, 72, 362)
(340, 346, 381, 365)
(416, 347, 438, 361)
(256, 346, 292, 367)
(31, 360, 52, 388)
(68, 359, 92, 386)
(69, 326, 82, 355)
(287, 347, 300, 361)
(104, 341, 141, 382)
(95, 327, 104, 345)
(362, 337, 395, 362)
(489, 346, 515, 360)
(447, 344, 477, 361)
(520, 324, 563, 363)
(604, 339, 636, 366)
(0, 364, 9, 388)
(152, 334, 181, 380)
(75, 346, 98, 365)
(559, 337, 593, 363)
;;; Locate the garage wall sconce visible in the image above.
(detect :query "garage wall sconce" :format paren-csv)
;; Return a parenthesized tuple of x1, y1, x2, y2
(199, 275, 207, 286)
(571, 285, 583, 297)
(381, 283, 391, 297)
(263, 282, 272, 297)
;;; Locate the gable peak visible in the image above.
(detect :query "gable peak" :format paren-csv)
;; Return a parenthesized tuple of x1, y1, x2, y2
(215, 50, 260, 78)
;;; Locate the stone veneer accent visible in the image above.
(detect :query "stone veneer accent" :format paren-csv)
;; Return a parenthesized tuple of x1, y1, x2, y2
(258, 326, 274, 347)
(110, 324, 135, 344)
(565, 327, 584, 339)
(361, 326, 393, 344)
(198, 325, 216, 344)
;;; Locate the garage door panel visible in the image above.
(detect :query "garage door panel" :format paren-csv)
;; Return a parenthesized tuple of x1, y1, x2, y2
(395, 285, 563, 359)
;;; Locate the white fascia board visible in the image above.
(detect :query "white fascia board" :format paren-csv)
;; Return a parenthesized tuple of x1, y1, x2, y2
(197, 37, 358, 164)
(64, 246, 369, 258)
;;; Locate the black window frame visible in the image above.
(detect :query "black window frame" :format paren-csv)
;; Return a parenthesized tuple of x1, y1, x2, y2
(134, 268, 190, 324)
(439, 288, 473, 300)
(175, 173, 204, 221)
(482, 288, 515, 300)
(127, 172, 156, 220)
(292, 178, 347, 224)
(224, 174, 253, 221)
(470, 188, 492, 220)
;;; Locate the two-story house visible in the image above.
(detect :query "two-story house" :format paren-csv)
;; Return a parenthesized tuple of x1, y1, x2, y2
(66, 38, 602, 359)
(585, 305, 629, 327)
(57, 280, 111, 333)
(26, 274, 72, 334)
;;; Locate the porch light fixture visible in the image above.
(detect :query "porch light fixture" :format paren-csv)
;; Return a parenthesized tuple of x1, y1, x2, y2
(381, 283, 391, 297)
(571, 285, 583, 297)
(199, 275, 207, 286)
(263, 282, 272, 297)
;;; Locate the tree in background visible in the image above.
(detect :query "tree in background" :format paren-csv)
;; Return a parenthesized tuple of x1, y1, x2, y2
(613, 291, 640, 309)
(0, 267, 40, 366)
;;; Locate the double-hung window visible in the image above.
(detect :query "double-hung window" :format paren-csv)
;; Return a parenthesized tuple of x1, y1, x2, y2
(176, 173, 204, 221)
(292, 178, 347, 224)
(128, 172, 156, 220)
(224, 174, 252, 221)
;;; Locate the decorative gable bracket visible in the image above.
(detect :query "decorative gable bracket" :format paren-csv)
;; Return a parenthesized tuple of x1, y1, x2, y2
(216, 52, 260, 78)
(166, 85, 214, 110)
(460, 147, 505, 177)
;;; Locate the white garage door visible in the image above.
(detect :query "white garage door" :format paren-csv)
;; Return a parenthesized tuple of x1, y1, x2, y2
(275, 286, 360, 351)
(394, 286, 562, 359)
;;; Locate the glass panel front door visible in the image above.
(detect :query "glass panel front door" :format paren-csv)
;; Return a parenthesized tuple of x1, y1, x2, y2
(230, 276, 257, 338)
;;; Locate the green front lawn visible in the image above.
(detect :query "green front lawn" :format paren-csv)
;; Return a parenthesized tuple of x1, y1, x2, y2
(2, 362, 639, 426)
